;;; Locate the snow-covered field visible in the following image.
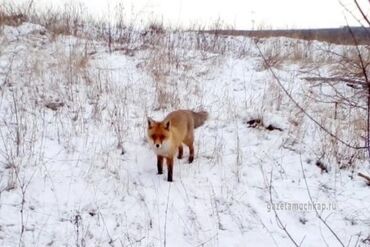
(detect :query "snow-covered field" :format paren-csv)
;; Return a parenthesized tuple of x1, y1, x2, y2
(0, 22, 369, 246)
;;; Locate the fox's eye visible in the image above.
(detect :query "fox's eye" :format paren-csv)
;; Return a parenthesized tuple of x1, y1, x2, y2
(151, 134, 157, 140)
(159, 135, 165, 141)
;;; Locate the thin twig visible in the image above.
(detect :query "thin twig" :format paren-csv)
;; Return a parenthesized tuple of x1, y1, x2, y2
(301, 76, 366, 86)
(358, 172, 370, 185)
(299, 156, 345, 247)
(163, 183, 171, 247)
(268, 171, 300, 247)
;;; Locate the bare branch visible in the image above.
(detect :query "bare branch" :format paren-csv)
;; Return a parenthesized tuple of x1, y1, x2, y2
(354, 0, 370, 26)
(358, 172, 370, 185)
(338, 0, 370, 30)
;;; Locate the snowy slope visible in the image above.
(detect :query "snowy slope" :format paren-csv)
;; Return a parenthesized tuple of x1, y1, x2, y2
(0, 23, 369, 247)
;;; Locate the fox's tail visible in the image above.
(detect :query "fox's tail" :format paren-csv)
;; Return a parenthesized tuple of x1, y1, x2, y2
(191, 111, 208, 128)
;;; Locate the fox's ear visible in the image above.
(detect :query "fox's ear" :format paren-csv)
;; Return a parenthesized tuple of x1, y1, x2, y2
(164, 120, 170, 130)
(147, 117, 155, 129)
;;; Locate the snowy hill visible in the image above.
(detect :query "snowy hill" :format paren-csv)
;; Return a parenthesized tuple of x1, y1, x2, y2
(0, 22, 369, 247)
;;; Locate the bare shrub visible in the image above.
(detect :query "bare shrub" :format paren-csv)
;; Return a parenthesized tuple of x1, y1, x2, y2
(107, 86, 129, 153)
(141, 20, 167, 49)
(192, 19, 235, 56)
(301, 43, 370, 167)
(56, 38, 91, 88)
(143, 36, 182, 110)
(147, 21, 166, 35)
(0, 86, 44, 245)
(262, 49, 284, 69)
(0, 0, 140, 50)
(314, 108, 366, 168)
(260, 76, 285, 111)
(194, 31, 229, 55)
(254, 39, 287, 69)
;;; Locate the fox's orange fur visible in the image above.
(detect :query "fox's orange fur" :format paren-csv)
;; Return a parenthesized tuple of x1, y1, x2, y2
(147, 110, 208, 182)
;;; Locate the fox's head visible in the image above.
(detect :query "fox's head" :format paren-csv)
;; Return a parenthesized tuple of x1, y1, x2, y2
(147, 118, 171, 151)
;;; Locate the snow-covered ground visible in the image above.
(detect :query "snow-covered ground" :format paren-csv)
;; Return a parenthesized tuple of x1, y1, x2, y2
(0, 22, 369, 247)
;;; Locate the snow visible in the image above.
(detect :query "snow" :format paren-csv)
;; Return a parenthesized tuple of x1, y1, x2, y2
(0, 23, 369, 246)
(2, 23, 46, 42)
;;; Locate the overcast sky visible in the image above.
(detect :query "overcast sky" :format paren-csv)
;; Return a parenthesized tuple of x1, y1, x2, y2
(7, 0, 369, 29)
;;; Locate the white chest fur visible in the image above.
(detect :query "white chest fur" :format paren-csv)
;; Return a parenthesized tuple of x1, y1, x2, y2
(151, 140, 172, 157)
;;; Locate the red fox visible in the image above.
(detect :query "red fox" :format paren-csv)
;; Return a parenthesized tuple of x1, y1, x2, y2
(147, 110, 208, 182)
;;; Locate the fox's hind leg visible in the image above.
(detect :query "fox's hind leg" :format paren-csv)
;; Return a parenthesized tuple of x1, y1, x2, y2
(177, 145, 183, 159)
(183, 140, 194, 163)
(157, 155, 163, 174)
(188, 143, 194, 163)
(184, 133, 195, 163)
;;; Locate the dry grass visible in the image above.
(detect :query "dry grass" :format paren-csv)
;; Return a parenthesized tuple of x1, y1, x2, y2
(0, 3, 29, 27)
(144, 44, 181, 110)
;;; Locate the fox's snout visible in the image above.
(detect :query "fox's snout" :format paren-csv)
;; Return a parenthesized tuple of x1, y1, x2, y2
(150, 139, 168, 154)
(149, 136, 165, 149)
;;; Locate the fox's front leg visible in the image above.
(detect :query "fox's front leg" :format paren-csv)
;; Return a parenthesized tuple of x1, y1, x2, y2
(166, 157, 174, 182)
(157, 155, 163, 174)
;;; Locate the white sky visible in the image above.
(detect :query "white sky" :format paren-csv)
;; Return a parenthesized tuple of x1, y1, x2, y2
(7, 0, 370, 29)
